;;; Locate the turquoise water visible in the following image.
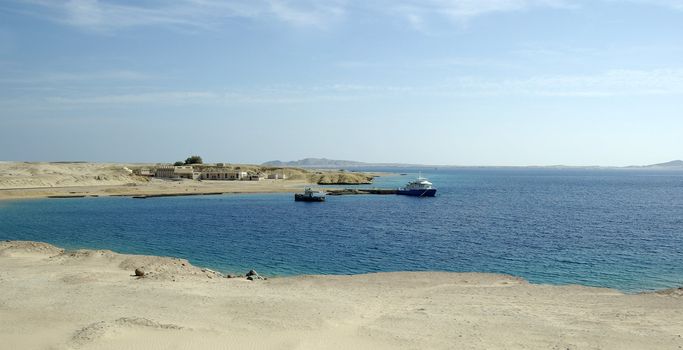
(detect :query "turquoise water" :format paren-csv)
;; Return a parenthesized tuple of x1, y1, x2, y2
(1, 168, 682, 292)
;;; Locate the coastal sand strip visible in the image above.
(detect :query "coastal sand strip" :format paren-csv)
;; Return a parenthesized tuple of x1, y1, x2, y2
(0, 241, 682, 349)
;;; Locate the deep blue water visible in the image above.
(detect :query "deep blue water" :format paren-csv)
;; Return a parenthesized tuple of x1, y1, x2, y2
(1, 168, 683, 292)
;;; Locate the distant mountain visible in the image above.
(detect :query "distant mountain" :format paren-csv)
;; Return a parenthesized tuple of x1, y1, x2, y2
(262, 158, 426, 168)
(263, 158, 683, 169)
(645, 160, 683, 168)
(262, 158, 370, 168)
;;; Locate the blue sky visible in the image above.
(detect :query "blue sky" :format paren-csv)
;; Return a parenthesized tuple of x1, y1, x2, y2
(0, 0, 682, 166)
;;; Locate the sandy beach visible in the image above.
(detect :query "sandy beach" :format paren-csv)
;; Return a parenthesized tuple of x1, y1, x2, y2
(1, 241, 681, 350)
(0, 178, 308, 200)
(0, 162, 375, 201)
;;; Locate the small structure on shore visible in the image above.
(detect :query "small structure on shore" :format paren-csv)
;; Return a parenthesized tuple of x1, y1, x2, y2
(200, 168, 247, 181)
(246, 173, 265, 181)
(173, 166, 201, 180)
(154, 166, 175, 178)
(154, 166, 200, 180)
(133, 168, 154, 177)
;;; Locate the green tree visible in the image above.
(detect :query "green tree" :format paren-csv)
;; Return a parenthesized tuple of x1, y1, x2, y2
(184, 155, 203, 165)
(173, 161, 184, 166)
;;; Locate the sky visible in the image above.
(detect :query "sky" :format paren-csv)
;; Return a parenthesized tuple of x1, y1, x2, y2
(0, 0, 682, 166)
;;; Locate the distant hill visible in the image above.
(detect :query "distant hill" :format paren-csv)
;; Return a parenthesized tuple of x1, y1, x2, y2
(262, 158, 370, 168)
(262, 158, 428, 168)
(263, 158, 683, 169)
(645, 160, 683, 168)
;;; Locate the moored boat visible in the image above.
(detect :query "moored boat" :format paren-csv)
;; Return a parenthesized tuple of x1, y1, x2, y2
(397, 175, 437, 197)
(294, 188, 326, 202)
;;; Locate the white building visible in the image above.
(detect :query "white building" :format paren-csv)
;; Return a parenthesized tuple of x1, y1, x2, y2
(173, 166, 200, 180)
(201, 168, 247, 180)
(154, 166, 200, 180)
(246, 173, 266, 181)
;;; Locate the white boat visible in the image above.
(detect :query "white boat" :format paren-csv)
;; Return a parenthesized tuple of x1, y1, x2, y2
(397, 175, 437, 197)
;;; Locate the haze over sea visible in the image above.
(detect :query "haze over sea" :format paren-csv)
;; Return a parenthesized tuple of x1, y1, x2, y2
(2, 168, 682, 292)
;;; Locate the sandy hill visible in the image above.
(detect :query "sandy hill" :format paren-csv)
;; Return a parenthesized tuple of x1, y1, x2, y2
(646, 160, 683, 168)
(0, 162, 147, 189)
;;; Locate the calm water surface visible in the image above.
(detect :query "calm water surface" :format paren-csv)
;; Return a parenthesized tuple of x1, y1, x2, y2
(1, 168, 682, 292)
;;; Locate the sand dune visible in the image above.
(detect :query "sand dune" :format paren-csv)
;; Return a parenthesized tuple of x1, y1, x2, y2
(1, 241, 681, 349)
(0, 162, 145, 189)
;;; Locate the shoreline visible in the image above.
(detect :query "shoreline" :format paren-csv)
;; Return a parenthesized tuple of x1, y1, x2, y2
(0, 180, 397, 201)
(2, 240, 678, 295)
(1, 241, 682, 349)
(0, 162, 388, 201)
(0, 184, 372, 201)
(0, 180, 316, 201)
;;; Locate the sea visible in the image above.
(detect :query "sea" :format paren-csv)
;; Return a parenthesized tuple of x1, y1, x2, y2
(1, 168, 682, 292)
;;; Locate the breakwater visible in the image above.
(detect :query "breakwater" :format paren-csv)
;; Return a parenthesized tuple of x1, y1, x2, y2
(326, 188, 397, 196)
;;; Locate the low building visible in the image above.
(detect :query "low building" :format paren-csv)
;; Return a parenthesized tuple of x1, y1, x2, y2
(155, 166, 200, 180)
(201, 168, 247, 181)
(154, 166, 175, 178)
(174, 166, 200, 180)
(267, 173, 287, 180)
(133, 168, 154, 177)
(246, 173, 266, 181)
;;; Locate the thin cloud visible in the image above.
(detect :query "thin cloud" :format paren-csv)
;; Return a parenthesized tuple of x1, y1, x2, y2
(386, 0, 578, 30)
(45, 91, 218, 105)
(0, 70, 151, 85)
(10, 0, 344, 32)
(267, 0, 346, 27)
(616, 0, 683, 10)
(447, 69, 683, 97)
(7, 0, 683, 33)
(334, 57, 520, 70)
(13, 0, 200, 31)
(4, 68, 683, 111)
